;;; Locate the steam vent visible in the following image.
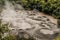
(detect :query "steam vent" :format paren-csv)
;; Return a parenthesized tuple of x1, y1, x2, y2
(0, 0, 59, 40)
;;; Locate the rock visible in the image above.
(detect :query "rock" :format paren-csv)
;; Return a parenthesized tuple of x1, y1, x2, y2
(1, 2, 59, 40)
(40, 29, 54, 35)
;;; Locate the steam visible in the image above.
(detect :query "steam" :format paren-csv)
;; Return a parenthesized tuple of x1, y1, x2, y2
(1, 0, 32, 29)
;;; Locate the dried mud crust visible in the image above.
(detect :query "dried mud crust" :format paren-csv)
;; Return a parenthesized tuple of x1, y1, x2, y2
(16, 10, 58, 40)
(1, 8, 58, 40)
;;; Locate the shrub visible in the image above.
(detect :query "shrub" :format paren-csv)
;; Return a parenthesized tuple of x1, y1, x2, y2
(14, 0, 60, 19)
(53, 34, 60, 40)
(0, 19, 9, 40)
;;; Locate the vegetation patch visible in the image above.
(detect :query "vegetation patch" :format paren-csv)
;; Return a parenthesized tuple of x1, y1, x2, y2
(13, 0, 60, 19)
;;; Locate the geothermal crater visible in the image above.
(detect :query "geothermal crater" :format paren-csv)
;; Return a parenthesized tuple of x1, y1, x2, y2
(0, 0, 59, 40)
